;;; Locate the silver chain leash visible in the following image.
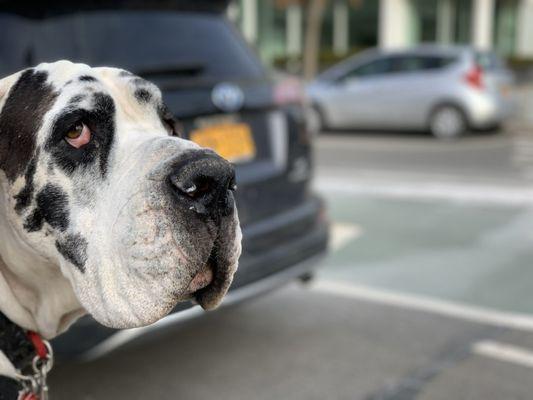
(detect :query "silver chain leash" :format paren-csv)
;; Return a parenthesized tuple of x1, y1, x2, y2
(15, 339, 54, 400)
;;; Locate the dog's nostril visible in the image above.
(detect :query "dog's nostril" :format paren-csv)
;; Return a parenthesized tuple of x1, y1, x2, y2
(168, 152, 236, 216)
(174, 177, 213, 199)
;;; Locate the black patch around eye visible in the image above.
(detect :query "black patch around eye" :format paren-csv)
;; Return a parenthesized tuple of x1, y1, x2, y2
(34, 184, 69, 231)
(55, 234, 88, 273)
(93, 92, 116, 177)
(79, 75, 97, 82)
(0, 69, 58, 182)
(134, 88, 152, 103)
(14, 150, 39, 213)
(46, 92, 116, 178)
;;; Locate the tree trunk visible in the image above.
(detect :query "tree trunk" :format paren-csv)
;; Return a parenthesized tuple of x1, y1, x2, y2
(303, 0, 328, 80)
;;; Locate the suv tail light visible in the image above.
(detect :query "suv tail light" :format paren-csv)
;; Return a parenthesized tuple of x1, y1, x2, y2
(273, 77, 305, 106)
(464, 65, 485, 90)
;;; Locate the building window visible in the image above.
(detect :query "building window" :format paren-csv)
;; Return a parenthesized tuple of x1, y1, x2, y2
(454, 0, 473, 44)
(348, 0, 379, 49)
(494, 0, 518, 56)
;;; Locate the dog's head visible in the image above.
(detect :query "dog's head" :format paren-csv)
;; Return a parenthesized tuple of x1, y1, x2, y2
(0, 61, 241, 329)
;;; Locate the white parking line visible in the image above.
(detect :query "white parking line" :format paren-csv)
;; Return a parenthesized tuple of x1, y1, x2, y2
(317, 136, 508, 152)
(472, 340, 533, 369)
(311, 280, 533, 333)
(314, 177, 533, 206)
(330, 223, 363, 251)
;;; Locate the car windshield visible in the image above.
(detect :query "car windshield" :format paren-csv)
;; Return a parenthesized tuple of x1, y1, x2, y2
(0, 11, 266, 82)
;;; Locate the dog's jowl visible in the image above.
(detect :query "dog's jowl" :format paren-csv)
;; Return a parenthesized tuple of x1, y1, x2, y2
(0, 61, 242, 389)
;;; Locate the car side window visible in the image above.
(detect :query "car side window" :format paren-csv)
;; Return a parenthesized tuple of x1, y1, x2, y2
(340, 57, 394, 81)
(391, 56, 456, 73)
(336, 54, 456, 82)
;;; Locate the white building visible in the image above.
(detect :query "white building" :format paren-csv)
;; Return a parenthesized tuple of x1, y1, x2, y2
(233, 0, 533, 68)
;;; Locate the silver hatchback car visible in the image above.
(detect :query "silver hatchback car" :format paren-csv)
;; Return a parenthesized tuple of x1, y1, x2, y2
(307, 45, 514, 139)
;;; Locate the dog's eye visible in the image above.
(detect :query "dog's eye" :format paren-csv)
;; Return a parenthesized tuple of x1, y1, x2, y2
(65, 122, 91, 149)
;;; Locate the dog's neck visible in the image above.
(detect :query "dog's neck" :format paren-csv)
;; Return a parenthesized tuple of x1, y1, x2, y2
(0, 255, 85, 339)
(0, 177, 85, 340)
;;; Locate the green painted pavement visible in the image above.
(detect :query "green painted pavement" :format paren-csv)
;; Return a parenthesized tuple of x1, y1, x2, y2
(319, 193, 533, 315)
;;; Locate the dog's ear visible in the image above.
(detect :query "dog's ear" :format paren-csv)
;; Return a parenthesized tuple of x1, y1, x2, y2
(0, 69, 58, 181)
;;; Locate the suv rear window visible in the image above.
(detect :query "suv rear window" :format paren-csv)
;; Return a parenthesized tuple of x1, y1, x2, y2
(0, 11, 266, 82)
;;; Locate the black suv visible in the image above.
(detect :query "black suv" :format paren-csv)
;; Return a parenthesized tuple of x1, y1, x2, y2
(0, 0, 329, 357)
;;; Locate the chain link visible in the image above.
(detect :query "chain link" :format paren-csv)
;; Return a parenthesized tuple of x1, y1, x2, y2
(15, 339, 53, 400)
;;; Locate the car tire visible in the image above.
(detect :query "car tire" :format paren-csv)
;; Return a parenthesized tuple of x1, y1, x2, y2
(429, 106, 467, 140)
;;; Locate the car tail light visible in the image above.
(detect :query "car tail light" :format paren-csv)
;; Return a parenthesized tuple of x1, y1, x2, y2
(273, 77, 305, 106)
(464, 65, 485, 90)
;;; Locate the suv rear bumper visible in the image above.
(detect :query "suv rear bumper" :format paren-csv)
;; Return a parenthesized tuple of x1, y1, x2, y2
(234, 195, 329, 289)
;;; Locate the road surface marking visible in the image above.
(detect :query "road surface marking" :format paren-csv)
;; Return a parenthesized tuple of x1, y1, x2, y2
(330, 223, 362, 251)
(473, 340, 533, 369)
(312, 280, 533, 333)
(314, 177, 533, 206)
(318, 135, 508, 152)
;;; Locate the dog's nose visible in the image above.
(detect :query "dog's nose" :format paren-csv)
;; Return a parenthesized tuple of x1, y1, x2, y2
(169, 151, 236, 217)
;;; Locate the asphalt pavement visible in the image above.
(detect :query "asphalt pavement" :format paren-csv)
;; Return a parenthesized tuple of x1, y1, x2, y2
(50, 129, 533, 399)
(50, 285, 533, 400)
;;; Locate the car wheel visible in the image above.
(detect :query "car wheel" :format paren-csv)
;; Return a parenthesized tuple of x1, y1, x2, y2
(429, 106, 467, 140)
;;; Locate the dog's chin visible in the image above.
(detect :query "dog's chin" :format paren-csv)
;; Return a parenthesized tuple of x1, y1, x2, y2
(76, 255, 238, 330)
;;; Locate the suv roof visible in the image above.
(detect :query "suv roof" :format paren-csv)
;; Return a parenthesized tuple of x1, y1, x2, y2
(0, 7, 265, 81)
(0, 0, 230, 18)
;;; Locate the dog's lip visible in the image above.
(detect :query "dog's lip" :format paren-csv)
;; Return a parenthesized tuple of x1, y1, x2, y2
(192, 245, 225, 309)
(187, 262, 214, 293)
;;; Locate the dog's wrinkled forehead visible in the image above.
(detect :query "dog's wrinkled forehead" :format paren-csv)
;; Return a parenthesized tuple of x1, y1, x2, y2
(0, 60, 169, 182)
(46, 60, 163, 110)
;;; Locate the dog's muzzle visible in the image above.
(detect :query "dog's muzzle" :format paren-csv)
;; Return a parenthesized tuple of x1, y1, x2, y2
(167, 150, 238, 297)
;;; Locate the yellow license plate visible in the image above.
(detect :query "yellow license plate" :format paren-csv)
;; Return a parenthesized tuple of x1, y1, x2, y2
(190, 122, 256, 163)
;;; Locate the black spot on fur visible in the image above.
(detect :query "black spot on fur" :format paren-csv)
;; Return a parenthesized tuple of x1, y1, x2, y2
(68, 94, 86, 105)
(159, 104, 183, 137)
(0, 69, 57, 181)
(23, 208, 43, 232)
(55, 234, 88, 272)
(14, 150, 39, 213)
(34, 184, 69, 231)
(79, 75, 96, 82)
(135, 88, 152, 103)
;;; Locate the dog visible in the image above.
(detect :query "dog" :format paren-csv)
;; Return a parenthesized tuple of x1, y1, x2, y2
(0, 61, 242, 388)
